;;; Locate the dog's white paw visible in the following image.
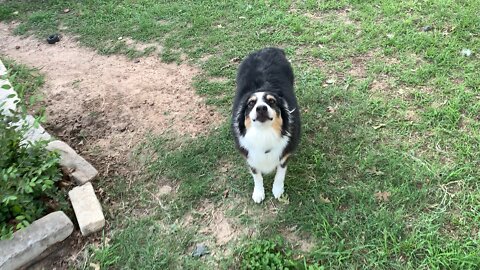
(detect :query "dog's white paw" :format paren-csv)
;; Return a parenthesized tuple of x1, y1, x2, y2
(252, 188, 265, 203)
(272, 184, 284, 199)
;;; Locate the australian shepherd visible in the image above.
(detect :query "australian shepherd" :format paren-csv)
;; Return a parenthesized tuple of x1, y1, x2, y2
(232, 47, 301, 203)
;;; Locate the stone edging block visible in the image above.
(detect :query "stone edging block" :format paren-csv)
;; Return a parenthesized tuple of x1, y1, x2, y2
(46, 140, 98, 185)
(69, 182, 106, 236)
(0, 211, 73, 270)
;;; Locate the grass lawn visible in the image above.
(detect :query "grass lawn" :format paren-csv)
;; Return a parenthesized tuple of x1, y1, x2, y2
(1, 0, 479, 269)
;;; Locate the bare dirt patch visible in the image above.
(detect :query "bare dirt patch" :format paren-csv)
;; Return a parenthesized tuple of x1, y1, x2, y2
(122, 37, 163, 53)
(0, 21, 223, 267)
(0, 22, 222, 172)
(282, 226, 315, 252)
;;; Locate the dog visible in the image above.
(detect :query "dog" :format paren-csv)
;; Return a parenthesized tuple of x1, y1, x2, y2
(232, 47, 301, 203)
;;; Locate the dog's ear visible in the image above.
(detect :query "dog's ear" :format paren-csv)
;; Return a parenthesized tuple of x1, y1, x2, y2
(234, 94, 251, 136)
(276, 95, 291, 136)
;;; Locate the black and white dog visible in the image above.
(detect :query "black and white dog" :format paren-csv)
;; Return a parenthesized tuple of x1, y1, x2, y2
(232, 47, 301, 203)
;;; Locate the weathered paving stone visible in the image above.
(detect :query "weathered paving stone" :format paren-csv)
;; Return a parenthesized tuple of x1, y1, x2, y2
(68, 182, 105, 236)
(0, 59, 51, 144)
(0, 79, 19, 116)
(46, 140, 98, 185)
(22, 115, 52, 143)
(0, 211, 73, 270)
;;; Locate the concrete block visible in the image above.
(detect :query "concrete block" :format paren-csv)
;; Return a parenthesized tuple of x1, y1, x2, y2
(69, 182, 105, 236)
(0, 211, 73, 270)
(46, 140, 98, 184)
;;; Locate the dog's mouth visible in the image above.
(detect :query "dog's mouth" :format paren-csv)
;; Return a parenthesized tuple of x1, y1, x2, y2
(253, 115, 273, 123)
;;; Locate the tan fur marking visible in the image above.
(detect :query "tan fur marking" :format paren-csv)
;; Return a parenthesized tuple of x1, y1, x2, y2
(266, 94, 276, 102)
(272, 112, 283, 136)
(244, 116, 251, 129)
(248, 96, 257, 102)
(281, 153, 290, 164)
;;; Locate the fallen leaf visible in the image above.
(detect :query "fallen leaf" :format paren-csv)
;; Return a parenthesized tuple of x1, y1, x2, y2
(319, 194, 331, 203)
(366, 167, 385, 176)
(374, 191, 391, 202)
(373, 123, 386, 130)
(278, 194, 290, 205)
(326, 106, 336, 114)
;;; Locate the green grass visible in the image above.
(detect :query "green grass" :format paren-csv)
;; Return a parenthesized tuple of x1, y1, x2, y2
(2, 0, 479, 268)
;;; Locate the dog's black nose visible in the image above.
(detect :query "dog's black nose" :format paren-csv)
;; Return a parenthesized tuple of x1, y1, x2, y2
(256, 105, 267, 113)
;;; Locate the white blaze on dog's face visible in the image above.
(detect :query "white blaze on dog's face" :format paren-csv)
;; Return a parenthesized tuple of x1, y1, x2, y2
(244, 92, 283, 134)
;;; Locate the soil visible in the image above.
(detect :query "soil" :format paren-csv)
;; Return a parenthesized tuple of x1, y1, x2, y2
(0, 21, 223, 268)
(0, 22, 222, 171)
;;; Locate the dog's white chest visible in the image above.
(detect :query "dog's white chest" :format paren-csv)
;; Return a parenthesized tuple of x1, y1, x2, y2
(239, 127, 289, 174)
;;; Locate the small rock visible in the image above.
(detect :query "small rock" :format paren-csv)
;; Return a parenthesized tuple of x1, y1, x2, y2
(134, 59, 140, 63)
(192, 244, 210, 257)
(422, 25, 433, 32)
(69, 182, 105, 236)
(117, 123, 128, 132)
(12, 11, 19, 15)
(46, 140, 98, 185)
(118, 36, 123, 40)
(63, 8, 70, 13)
(15, 45, 20, 50)
(325, 78, 336, 84)
(460, 48, 473, 57)
(0, 211, 73, 270)
(158, 185, 172, 196)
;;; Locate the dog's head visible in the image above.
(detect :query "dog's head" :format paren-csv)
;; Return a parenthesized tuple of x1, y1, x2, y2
(243, 92, 284, 133)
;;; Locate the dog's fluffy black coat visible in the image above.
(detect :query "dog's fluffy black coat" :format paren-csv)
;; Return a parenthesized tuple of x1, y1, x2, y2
(232, 47, 300, 159)
(232, 47, 301, 202)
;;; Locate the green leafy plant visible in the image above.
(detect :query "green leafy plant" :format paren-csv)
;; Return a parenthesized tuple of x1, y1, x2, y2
(0, 63, 62, 240)
(238, 238, 323, 270)
(0, 112, 63, 239)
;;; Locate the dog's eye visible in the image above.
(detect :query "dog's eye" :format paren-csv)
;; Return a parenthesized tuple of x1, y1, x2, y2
(267, 99, 276, 105)
(247, 100, 255, 107)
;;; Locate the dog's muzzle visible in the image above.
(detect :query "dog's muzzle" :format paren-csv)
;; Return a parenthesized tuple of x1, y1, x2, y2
(254, 105, 272, 122)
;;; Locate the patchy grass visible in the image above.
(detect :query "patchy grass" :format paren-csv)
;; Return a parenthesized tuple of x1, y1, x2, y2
(2, 0, 480, 268)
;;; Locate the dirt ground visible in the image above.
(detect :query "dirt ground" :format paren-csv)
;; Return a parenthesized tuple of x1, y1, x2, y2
(0, 21, 222, 167)
(0, 21, 223, 268)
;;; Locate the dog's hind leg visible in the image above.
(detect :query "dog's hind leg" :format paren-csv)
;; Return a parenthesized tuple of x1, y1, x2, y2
(250, 167, 265, 203)
(272, 165, 286, 199)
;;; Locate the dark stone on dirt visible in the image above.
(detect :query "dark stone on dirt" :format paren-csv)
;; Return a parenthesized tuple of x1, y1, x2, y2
(134, 59, 140, 63)
(15, 45, 20, 49)
(117, 123, 128, 132)
(192, 244, 210, 257)
(422, 25, 433, 32)
(47, 34, 60, 44)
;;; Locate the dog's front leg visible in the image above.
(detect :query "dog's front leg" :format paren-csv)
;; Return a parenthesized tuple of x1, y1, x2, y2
(272, 165, 286, 199)
(250, 167, 265, 203)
